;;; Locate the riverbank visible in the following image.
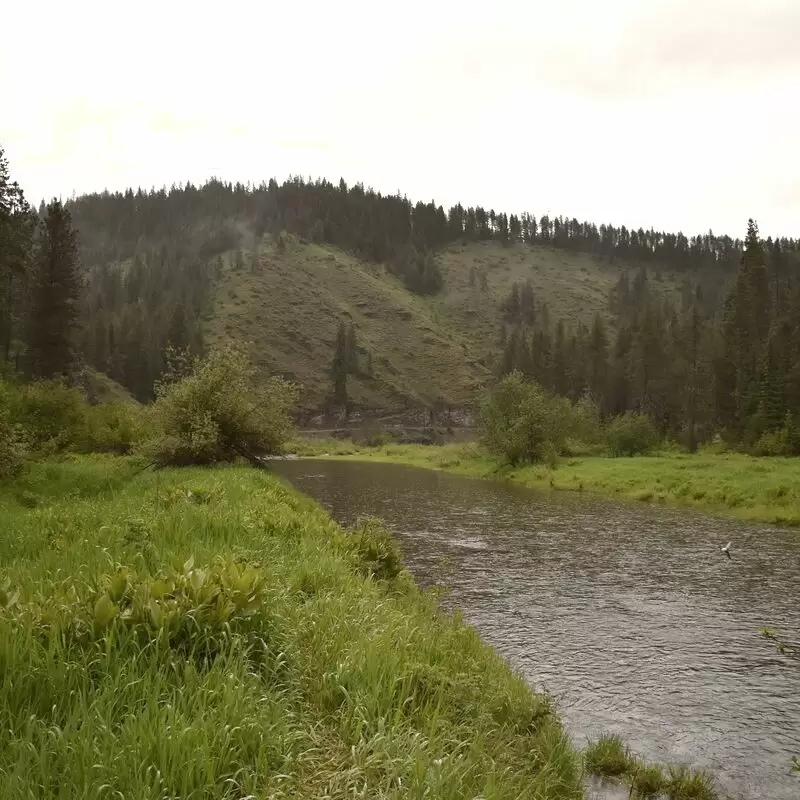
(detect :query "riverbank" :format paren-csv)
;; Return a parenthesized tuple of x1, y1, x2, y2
(0, 455, 583, 798)
(289, 439, 800, 527)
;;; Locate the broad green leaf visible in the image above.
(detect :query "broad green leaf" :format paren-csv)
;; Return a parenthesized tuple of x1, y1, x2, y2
(94, 595, 119, 629)
(108, 570, 128, 602)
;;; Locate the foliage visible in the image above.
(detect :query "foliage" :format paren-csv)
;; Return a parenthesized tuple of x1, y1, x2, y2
(605, 411, 660, 457)
(665, 765, 719, 800)
(82, 401, 147, 454)
(27, 200, 81, 379)
(584, 733, 632, 777)
(12, 378, 88, 453)
(2, 557, 270, 665)
(348, 516, 404, 580)
(0, 381, 27, 478)
(629, 763, 665, 797)
(0, 458, 584, 798)
(144, 344, 298, 466)
(583, 735, 719, 800)
(479, 372, 570, 465)
(571, 394, 603, 445)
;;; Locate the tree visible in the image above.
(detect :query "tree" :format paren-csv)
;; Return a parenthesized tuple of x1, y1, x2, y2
(331, 321, 348, 408)
(144, 343, 297, 466)
(720, 219, 772, 435)
(27, 200, 81, 379)
(345, 322, 358, 373)
(479, 371, 571, 465)
(0, 145, 34, 364)
(587, 313, 609, 410)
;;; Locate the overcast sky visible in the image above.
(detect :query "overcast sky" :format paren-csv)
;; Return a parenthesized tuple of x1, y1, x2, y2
(3, 0, 799, 238)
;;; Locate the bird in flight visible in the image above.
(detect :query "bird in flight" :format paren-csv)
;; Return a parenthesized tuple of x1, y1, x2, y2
(721, 541, 732, 559)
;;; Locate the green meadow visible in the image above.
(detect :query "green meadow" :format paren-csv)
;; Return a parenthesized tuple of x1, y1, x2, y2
(0, 455, 583, 799)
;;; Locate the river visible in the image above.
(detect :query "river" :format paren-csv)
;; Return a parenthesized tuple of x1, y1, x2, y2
(274, 459, 800, 800)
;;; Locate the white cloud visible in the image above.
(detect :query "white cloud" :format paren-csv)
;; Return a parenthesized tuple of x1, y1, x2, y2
(2, 0, 798, 237)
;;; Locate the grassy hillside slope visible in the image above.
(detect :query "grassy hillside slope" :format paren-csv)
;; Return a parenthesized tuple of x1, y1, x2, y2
(206, 238, 683, 412)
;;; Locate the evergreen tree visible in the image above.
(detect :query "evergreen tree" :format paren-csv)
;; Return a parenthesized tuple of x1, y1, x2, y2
(0, 145, 34, 363)
(27, 200, 81, 379)
(720, 219, 772, 432)
(551, 320, 568, 395)
(345, 322, 358, 373)
(587, 313, 609, 410)
(331, 321, 348, 408)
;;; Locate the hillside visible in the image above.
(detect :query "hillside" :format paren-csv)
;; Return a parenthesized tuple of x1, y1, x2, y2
(205, 237, 684, 412)
(57, 176, 761, 413)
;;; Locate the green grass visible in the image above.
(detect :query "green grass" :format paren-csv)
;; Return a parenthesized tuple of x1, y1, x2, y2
(0, 455, 583, 799)
(583, 734, 719, 799)
(205, 238, 682, 411)
(583, 733, 633, 777)
(291, 440, 800, 526)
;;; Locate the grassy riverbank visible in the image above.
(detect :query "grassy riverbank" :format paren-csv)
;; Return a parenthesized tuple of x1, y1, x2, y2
(0, 455, 583, 799)
(290, 439, 800, 526)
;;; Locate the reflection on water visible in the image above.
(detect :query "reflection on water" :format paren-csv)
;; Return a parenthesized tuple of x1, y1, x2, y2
(275, 459, 800, 800)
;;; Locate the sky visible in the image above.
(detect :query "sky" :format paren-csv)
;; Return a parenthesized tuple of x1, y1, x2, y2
(3, 0, 800, 239)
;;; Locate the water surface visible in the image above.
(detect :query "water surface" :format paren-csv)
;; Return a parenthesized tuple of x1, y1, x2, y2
(275, 459, 800, 800)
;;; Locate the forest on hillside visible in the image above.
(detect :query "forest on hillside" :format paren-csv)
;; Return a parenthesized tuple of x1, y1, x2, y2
(3, 143, 800, 452)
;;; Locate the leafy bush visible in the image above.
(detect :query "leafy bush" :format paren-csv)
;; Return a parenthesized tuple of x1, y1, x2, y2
(12, 379, 88, 453)
(82, 401, 147, 454)
(480, 372, 571, 465)
(143, 344, 298, 466)
(0, 417, 26, 480)
(605, 412, 660, 457)
(571, 394, 603, 446)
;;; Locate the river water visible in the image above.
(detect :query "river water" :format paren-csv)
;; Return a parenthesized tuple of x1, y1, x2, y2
(274, 459, 800, 800)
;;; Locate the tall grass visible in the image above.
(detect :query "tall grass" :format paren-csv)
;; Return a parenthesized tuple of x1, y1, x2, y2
(0, 456, 583, 798)
(583, 734, 719, 799)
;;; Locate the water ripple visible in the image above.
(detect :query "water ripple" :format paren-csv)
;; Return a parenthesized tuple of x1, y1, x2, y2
(277, 460, 800, 800)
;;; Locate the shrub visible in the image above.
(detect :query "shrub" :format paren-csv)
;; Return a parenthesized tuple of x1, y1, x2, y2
(605, 412, 659, 457)
(480, 372, 570, 465)
(14, 379, 88, 453)
(571, 394, 603, 446)
(143, 344, 298, 466)
(83, 401, 147, 454)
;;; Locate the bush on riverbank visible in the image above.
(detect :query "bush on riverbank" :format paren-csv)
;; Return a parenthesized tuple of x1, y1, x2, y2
(478, 372, 663, 465)
(0, 456, 584, 798)
(479, 371, 572, 465)
(0, 376, 148, 477)
(142, 344, 298, 466)
(605, 411, 660, 456)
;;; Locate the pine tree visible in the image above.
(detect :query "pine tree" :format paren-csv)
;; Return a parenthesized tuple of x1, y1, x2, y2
(27, 200, 81, 379)
(551, 320, 568, 395)
(331, 321, 348, 408)
(0, 146, 34, 364)
(720, 219, 772, 435)
(520, 280, 536, 325)
(587, 313, 609, 410)
(345, 322, 358, 373)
